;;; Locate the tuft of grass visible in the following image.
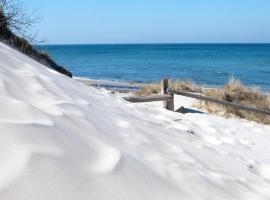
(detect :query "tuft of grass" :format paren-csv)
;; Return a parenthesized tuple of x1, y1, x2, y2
(136, 83, 161, 96)
(170, 80, 202, 93)
(136, 78, 270, 124)
(196, 78, 270, 124)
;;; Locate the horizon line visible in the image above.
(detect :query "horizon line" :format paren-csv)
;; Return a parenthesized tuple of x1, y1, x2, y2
(36, 42, 270, 46)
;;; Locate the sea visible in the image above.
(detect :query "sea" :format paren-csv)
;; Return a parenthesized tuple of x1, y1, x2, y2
(37, 44, 270, 90)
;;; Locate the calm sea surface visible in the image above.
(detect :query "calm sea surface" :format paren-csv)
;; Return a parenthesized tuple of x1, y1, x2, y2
(38, 44, 270, 90)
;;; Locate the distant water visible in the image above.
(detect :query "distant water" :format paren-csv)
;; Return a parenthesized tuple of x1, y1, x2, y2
(37, 44, 270, 90)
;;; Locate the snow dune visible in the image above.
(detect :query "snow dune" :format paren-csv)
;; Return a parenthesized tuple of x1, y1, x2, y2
(1, 42, 270, 200)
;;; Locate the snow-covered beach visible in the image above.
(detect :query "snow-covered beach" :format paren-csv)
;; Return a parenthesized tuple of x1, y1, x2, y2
(1, 42, 270, 200)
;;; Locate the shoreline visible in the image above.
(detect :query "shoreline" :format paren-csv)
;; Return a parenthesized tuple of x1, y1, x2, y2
(74, 76, 214, 91)
(75, 76, 270, 94)
(74, 77, 144, 91)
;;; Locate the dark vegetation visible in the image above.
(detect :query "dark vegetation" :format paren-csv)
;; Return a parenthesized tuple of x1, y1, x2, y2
(0, 0, 72, 77)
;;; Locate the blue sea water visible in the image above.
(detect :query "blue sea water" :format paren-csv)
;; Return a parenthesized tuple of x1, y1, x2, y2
(37, 44, 270, 90)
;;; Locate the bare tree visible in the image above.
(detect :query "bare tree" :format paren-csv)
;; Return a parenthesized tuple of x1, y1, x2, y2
(0, 0, 39, 41)
(0, 0, 72, 77)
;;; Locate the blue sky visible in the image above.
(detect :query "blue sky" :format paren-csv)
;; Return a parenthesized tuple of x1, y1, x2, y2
(25, 0, 270, 44)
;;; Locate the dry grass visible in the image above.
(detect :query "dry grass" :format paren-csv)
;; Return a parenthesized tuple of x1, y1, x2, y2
(0, 19, 72, 78)
(136, 83, 161, 96)
(169, 80, 202, 93)
(136, 80, 201, 96)
(196, 78, 270, 124)
(136, 78, 270, 124)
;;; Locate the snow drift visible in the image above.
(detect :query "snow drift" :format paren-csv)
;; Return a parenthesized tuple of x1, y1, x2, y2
(0, 42, 270, 200)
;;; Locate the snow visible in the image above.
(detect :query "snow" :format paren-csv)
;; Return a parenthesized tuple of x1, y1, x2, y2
(1, 42, 270, 200)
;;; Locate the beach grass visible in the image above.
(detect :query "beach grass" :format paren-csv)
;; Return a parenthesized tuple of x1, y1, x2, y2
(136, 80, 202, 96)
(136, 78, 270, 124)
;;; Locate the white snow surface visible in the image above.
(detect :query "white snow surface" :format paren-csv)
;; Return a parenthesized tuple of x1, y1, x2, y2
(1, 42, 270, 200)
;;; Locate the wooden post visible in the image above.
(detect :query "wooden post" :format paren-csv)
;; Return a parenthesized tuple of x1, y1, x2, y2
(161, 79, 174, 111)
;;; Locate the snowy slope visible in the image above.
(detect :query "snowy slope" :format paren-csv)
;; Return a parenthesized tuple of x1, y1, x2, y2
(0, 42, 270, 200)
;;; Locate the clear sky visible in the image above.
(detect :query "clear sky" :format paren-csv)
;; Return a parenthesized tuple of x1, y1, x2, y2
(24, 0, 270, 44)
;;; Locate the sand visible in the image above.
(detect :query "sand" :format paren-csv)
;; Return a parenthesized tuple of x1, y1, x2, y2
(1, 42, 270, 200)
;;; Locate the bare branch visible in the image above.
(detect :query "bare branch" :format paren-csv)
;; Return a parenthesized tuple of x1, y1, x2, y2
(0, 0, 40, 42)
